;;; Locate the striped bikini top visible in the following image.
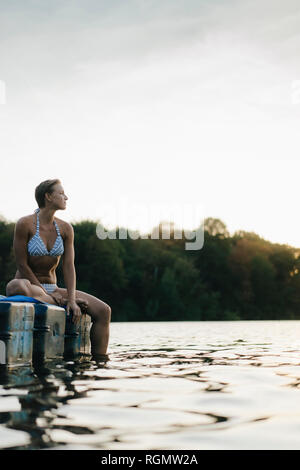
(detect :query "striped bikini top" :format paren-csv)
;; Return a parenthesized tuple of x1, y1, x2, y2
(27, 208, 64, 257)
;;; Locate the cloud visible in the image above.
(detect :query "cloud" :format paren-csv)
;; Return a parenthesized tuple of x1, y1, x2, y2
(1, 0, 300, 245)
(1, 0, 300, 90)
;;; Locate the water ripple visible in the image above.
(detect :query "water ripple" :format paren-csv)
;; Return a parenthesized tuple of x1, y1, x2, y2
(1, 321, 300, 449)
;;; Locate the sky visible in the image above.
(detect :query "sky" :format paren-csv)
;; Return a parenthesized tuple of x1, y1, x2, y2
(1, 0, 300, 247)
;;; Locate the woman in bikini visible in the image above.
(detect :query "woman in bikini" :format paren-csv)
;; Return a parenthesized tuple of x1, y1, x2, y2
(5, 179, 111, 359)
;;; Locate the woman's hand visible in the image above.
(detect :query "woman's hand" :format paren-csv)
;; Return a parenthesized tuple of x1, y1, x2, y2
(49, 290, 64, 306)
(66, 300, 82, 325)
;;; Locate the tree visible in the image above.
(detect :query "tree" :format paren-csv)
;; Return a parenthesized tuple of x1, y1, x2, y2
(204, 218, 230, 238)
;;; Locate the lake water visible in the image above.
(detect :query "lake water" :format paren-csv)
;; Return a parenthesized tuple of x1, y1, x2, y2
(1, 320, 300, 450)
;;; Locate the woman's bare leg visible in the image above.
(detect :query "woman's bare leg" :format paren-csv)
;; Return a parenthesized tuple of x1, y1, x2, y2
(6, 279, 89, 310)
(5, 279, 111, 357)
(54, 287, 111, 357)
(6, 278, 57, 304)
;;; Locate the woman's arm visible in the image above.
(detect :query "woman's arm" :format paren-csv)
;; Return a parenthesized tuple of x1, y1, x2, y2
(62, 223, 82, 324)
(62, 223, 76, 301)
(14, 218, 46, 288)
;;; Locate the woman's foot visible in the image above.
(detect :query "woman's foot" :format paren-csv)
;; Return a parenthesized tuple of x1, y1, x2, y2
(91, 353, 110, 363)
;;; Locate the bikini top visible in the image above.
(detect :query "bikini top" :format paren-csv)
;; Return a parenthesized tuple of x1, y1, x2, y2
(27, 208, 64, 257)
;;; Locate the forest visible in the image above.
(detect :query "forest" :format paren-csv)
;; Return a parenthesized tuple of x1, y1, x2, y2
(1, 216, 300, 322)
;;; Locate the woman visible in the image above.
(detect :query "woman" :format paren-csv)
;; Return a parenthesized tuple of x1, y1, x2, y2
(5, 179, 111, 359)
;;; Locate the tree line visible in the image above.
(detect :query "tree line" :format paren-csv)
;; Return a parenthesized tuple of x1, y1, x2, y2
(1, 215, 300, 321)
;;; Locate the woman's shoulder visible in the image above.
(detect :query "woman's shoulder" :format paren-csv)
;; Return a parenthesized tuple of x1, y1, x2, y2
(54, 216, 72, 228)
(15, 214, 35, 227)
(54, 217, 74, 236)
(14, 214, 36, 236)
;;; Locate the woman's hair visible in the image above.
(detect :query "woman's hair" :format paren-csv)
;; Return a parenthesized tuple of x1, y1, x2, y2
(35, 179, 61, 208)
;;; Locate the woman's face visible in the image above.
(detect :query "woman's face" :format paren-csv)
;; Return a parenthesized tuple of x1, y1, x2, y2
(47, 183, 68, 210)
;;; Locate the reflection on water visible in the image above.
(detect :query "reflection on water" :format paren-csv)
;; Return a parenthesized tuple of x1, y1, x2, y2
(1, 320, 300, 450)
